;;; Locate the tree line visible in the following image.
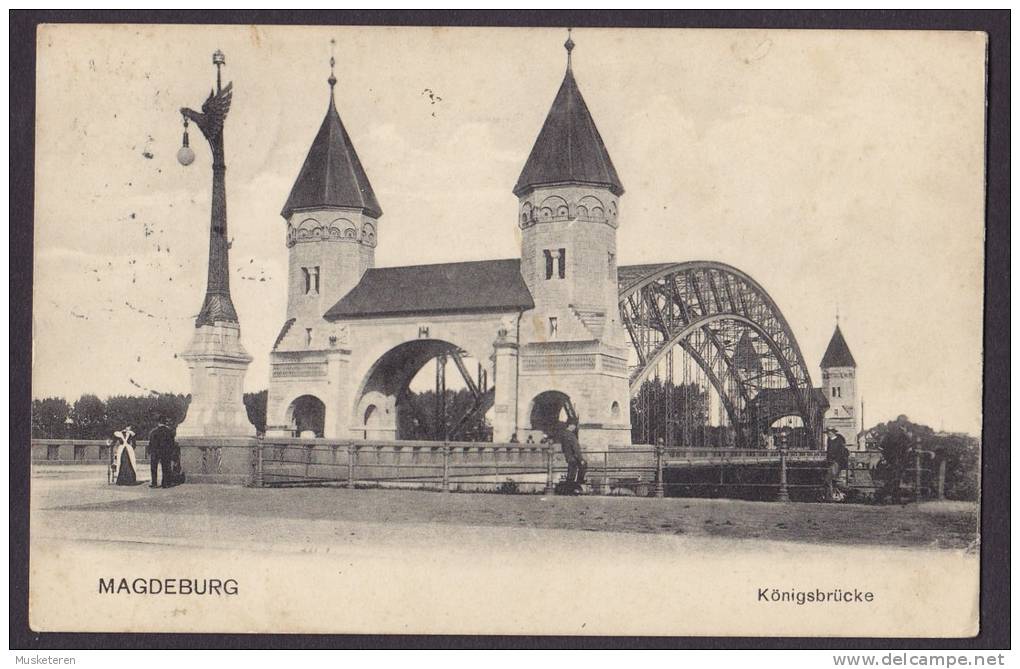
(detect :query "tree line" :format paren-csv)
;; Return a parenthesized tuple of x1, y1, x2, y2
(31, 391, 268, 440)
(867, 415, 979, 501)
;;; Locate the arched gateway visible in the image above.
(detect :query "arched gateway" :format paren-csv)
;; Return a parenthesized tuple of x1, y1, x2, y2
(352, 339, 496, 441)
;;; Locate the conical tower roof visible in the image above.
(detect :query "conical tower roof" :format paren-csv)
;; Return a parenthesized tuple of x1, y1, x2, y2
(513, 36, 623, 198)
(821, 325, 857, 368)
(281, 83, 382, 219)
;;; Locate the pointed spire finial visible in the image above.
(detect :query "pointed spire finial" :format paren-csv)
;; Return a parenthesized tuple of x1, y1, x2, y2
(328, 38, 337, 92)
(564, 28, 575, 70)
(836, 303, 840, 325)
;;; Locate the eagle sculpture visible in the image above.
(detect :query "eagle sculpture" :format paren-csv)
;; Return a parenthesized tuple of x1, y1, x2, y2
(180, 82, 233, 143)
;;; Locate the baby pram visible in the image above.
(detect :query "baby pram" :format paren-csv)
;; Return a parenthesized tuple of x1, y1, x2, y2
(162, 446, 187, 487)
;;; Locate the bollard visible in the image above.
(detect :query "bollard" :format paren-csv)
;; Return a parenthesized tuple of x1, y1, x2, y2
(602, 451, 610, 496)
(253, 435, 264, 488)
(654, 445, 665, 498)
(776, 449, 790, 502)
(544, 445, 555, 495)
(442, 445, 451, 493)
(347, 444, 356, 489)
(914, 451, 923, 498)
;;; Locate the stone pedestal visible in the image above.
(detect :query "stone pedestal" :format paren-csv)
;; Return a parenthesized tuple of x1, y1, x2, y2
(177, 321, 255, 437)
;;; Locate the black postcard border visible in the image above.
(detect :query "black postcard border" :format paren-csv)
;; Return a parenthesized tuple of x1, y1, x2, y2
(9, 9, 1010, 651)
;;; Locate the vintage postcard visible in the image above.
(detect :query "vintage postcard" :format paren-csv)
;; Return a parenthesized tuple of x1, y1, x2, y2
(29, 24, 985, 636)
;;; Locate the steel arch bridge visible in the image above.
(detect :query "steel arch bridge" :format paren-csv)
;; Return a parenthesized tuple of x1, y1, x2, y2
(617, 261, 826, 450)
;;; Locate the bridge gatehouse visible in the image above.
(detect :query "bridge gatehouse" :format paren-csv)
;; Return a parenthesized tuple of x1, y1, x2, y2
(261, 33, 859, 465)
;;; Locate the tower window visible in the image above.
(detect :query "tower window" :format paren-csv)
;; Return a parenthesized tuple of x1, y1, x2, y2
(832, 386, 841, 398)
(543, 249, 566, 280)
(305, 328, 313, 347)
(548, 317, 558, 338)
(607, 251, 615, 271)
(302, 266, 320, 294)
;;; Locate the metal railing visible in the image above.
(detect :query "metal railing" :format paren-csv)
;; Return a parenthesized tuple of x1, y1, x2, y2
(256, 438, 562, 492)
(663, 447, 824, 464)
(30, 437, 943, 501)
(31, 438, 151, 464)
(252, 440, 821, 498)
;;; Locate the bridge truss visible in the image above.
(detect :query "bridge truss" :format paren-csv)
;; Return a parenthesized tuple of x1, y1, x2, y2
(618, 261, 825, 450)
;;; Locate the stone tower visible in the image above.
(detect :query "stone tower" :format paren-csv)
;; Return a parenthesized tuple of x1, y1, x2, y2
(820, 323, 858, 448)
(513, 32, 632, 448)
(264, 56, 382, 438)
(275, 63, 382, 353)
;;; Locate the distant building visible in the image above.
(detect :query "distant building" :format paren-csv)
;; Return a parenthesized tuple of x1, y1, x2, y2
(820, 324, 859, 449)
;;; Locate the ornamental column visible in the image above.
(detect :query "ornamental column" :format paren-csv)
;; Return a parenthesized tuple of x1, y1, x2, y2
(492, 327, 520, 442)
(175, 50, 254, 438)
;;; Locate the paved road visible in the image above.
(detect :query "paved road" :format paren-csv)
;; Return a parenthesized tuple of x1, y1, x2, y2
(29, 466, 979, 636)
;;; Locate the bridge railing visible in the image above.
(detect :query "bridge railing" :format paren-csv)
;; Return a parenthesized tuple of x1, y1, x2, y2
(254, 438, 676, 493)
(31, 439, 152, 464)
(257, 438, 555, 491)
(663, 447, 824, 464)
(31, 438, 940, 500)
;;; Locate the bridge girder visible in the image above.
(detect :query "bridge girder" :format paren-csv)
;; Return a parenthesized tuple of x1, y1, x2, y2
(618, 261, 821, 449)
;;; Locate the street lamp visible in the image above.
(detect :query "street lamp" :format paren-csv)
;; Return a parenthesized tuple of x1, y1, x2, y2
(64, 416, 74, 440)
(173, 50, 253, 439)
(176, 49, 238, 328)
(176, 118, 195, 166)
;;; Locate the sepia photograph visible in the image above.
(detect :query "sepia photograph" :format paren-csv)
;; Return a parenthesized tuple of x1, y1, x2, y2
(15, 15, 1003, 644)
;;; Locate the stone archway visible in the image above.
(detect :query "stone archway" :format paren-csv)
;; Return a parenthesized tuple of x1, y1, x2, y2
(286, 394, 326, 438)
(528, 390, 577, 435)
(352, 339, 493, 441)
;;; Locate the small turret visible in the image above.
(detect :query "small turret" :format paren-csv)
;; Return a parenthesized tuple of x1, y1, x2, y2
(276, 48, 381, 351)
(512, 30, 632, 449)
(516, 30, 624, 344)
(821, 323, 859, 448)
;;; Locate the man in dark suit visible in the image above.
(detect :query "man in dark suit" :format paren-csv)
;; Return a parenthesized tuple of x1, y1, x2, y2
(556, 421, 587, 494)
(147, 416, 175, 488)
(824, 427, 849, 500)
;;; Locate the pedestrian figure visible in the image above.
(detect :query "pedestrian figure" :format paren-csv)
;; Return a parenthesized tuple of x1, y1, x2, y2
(824, 427, 848, 501)
(111, 427, 142, 486)
(554, 421, 586, 495)
(147, 415, 176, 488)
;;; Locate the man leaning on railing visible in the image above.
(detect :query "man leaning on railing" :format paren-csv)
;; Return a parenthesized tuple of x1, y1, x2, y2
(552, 421, 586, 495)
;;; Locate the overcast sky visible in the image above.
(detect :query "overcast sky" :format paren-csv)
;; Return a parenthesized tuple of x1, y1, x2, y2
(33, 25, 986, 435)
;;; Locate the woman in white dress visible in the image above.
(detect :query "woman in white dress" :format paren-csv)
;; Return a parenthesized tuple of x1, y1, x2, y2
(112, 427, 141, 486)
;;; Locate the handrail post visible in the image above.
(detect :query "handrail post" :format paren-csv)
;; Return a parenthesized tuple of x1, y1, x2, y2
(442, 445, 451, 493)
(776, 448, 790, 502)
(347, 444, 356, 489)
(253, 435, 264, 488)
(654, 445, 665, 498)
(937, 459, 947, 500)
(544, 444, 555, 495)
(602, 451, 610, 496)
(914, 451, 923, 498)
